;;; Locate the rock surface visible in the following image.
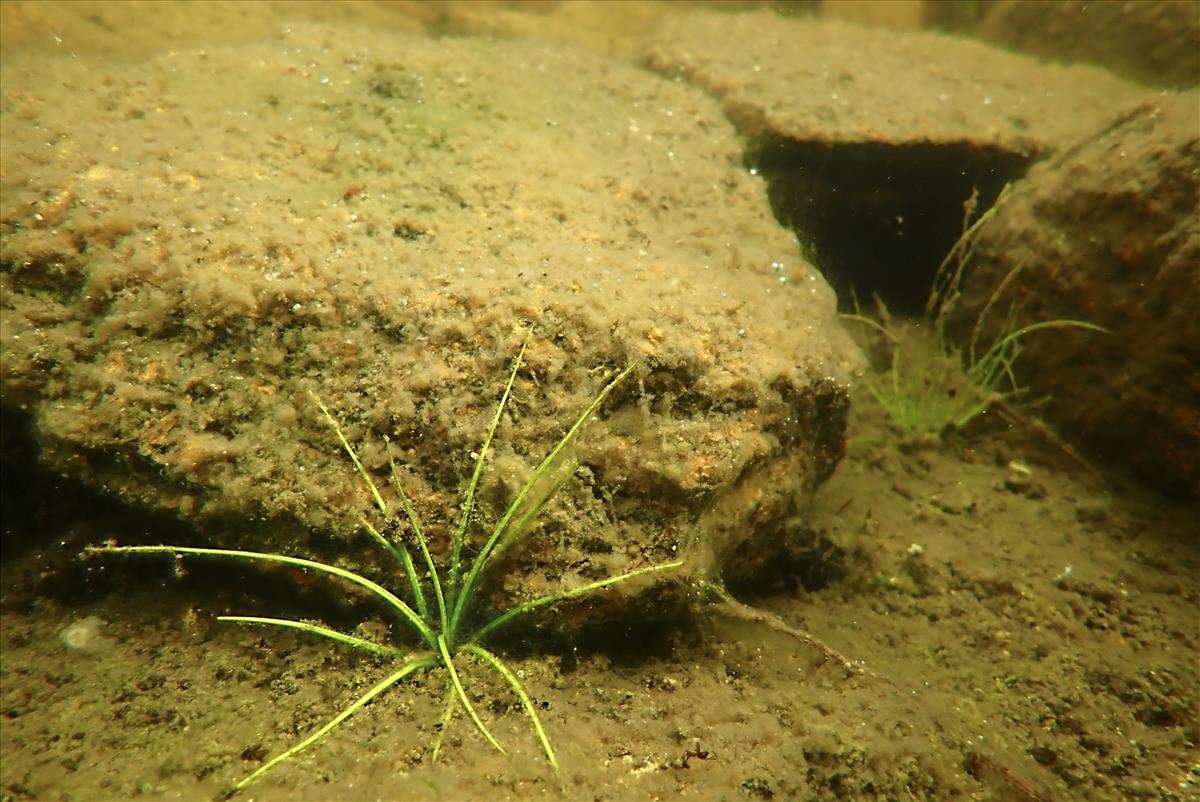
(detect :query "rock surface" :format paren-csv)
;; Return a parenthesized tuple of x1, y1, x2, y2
(939, 0, 1200, 90)
(0, 24, 861, 616)
(644, 10, 1145, 152)
(947, 94, 1200, 500)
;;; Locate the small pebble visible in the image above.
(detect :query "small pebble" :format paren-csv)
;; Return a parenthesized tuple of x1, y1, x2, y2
(61, 616, 115, 653)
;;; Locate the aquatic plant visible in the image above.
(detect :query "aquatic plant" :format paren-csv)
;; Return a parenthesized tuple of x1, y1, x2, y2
(85, 336, 683, 795)
(842, 186, 1107, 438)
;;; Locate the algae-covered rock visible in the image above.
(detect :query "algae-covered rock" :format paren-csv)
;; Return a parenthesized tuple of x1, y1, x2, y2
(644, 10, 1145, 151)
(0, 24, 860, 621)
(944, 95, 1200, 501)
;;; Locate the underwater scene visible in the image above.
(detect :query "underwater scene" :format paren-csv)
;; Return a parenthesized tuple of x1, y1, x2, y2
(1, 2, 1197, 800)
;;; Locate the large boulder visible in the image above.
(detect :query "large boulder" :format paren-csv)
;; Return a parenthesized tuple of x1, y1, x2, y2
(0, 24, 860, 618)
(946, 94, 1200, 500)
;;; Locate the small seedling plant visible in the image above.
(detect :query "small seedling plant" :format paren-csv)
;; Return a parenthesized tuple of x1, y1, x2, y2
(86, 338, 683, 795)
(842, 186, 1107, 437)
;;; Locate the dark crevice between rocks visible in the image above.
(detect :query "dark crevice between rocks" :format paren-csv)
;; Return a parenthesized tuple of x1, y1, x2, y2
(0, 402, 370, 629)
(1, 401, 149, 605)
(746, 138, 1034, 314)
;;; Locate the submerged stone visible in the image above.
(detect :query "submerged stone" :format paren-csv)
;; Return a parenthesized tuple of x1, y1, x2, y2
(1, 25, 861, 623)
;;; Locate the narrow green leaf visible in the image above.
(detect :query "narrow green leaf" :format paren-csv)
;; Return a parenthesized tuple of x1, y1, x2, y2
(437, 634, 506, 756)
(471, 559, 684, 645)
(449, 333, 531, 595)
(84, 544, 437, 649)
(452, 361, 637, 637)
(465, 644, 558, 773)
(230, 656, 436, 793)
(218, 615, 406, 659)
